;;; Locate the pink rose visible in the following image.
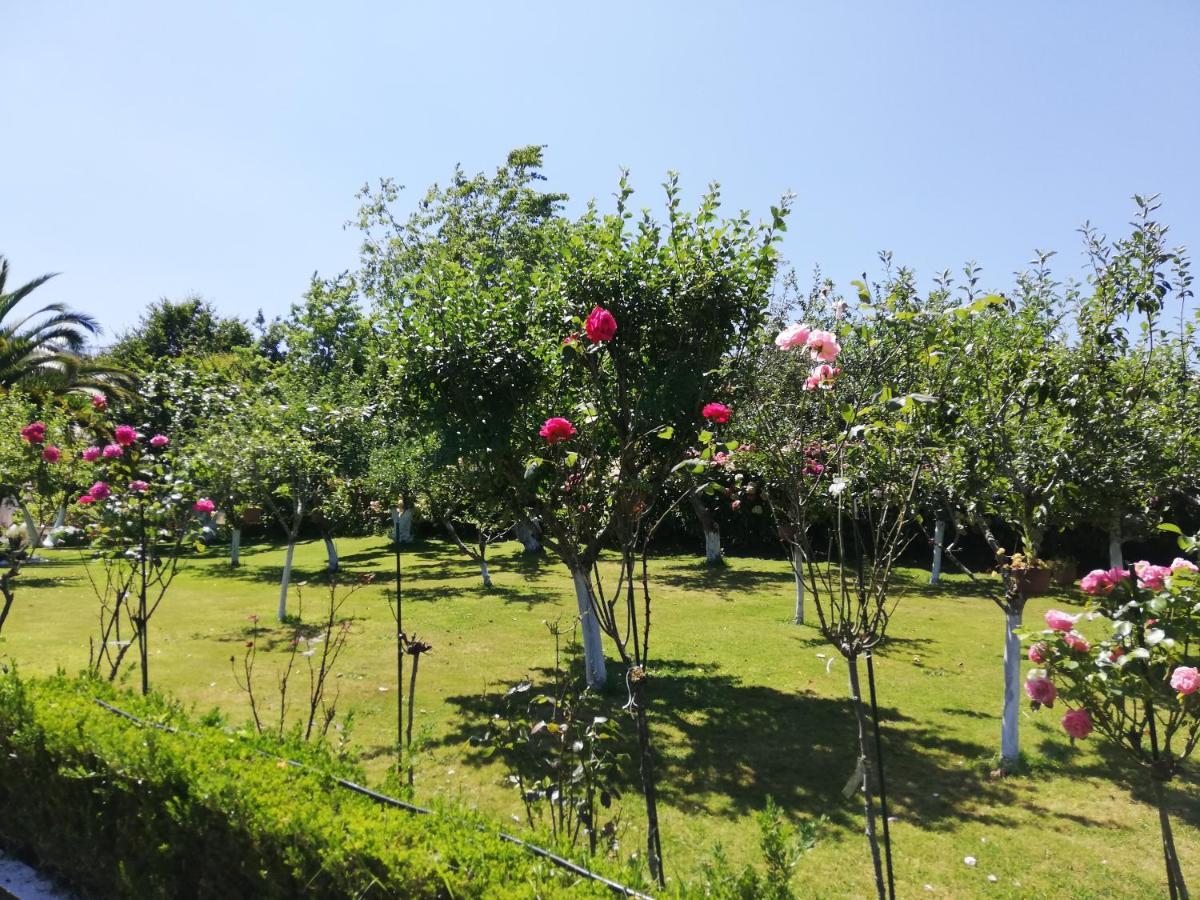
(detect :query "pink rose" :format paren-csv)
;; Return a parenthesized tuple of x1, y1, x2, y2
(1170, 666, 1199, 696)
(91, 394, 108, 410)
(41, 445, 61, 463)
(1134, 561, 1172, 591)
(102, 444, 124, 459)
(802, 461, 826, 477)
(129, 480, 149, 492)
(88, 481, 111, 501)
(20, 422, 47, 444)
(1028, 642, 1048, 664)
(806, 329, 841, 362)
(82, 446, 101, 462)
(1025, 675, 1057, 708)
(1170, 557, 1198, 575)
(1044, 609, 1080, 632)
(1080, 569, 1118, 595)
(149, 434, 170, 448)
(1063, 631, 1090, 653)
(193, 498, 216, 514)
(77, 494, 95, 505)
(712, 451, 731, 467)
(701, 402, 731, 424)
(1105, 567, 1131, 585)
(584, 306, 617, 342)
(775, 322, 811, 351)
(1062, 709, 1093, 740)
(803, 363, 841, 391)
(539, 417, 577, 445)
(114, 424, 138, 446)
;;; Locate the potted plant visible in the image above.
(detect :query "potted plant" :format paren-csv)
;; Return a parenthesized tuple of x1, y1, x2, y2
(1008, 552, 1053, 595)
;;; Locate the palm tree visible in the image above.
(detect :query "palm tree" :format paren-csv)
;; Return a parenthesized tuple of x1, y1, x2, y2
(0, 255, 134, 399)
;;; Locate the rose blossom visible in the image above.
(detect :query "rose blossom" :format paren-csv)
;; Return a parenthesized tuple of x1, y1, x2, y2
(774, 322, 811, 351)
(1134, 560, 1172, 591)
(1062, 709, 1093, 740)
(149, 434, 170, 448)
(584, 306, 617, 342)
(1044, 609, 1080, 632)
(41, 445, 61, 463)
(77, 494, 95, 505)
(702, 402, 731, 424)
(1025, 675, 1057, 707)
(20, 422, 47, 444)
(1028, 642, 1048, 664)
(1170, 557, 1199, 575)
(88, 481, 111, 500)
(1080, 569, 1113, 595)
(806, 329, 841, 362)
(539, 417, 577, 445)
(193, 498, 216, 514)
(129, 480, 149, 492)
(102, 444, 124, 459)
(1063, 631, 1090, 653)
(82, 446, 101, 462)
(1170, 666, 1199, 696)
(91, 394, 108, 410)
(114, 424, 138, 446)
(803, 363, 841, 391)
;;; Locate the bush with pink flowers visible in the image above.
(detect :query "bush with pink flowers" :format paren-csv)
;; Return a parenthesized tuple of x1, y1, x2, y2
(1020, 538, 1200, 897)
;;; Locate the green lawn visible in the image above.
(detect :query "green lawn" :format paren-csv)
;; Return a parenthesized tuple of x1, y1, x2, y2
(1, 535, 1195, 898)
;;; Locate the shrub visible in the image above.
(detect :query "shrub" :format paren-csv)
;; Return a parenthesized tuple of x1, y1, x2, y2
(0, 671, 612, 898)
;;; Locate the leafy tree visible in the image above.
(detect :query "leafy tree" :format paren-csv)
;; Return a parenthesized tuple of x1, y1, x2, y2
(0, 256, 131, 398)
(111, 296, 254, 366)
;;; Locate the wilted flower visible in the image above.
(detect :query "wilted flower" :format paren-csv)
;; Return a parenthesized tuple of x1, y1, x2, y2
(20, 422, 47, 444)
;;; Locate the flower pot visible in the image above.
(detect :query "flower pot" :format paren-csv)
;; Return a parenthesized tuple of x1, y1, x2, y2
(242, 507, 263, 526)
(1012, 566, 1053, 596)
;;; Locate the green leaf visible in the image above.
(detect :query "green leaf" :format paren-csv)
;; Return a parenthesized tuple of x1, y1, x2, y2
(656, 426, 674, 440)
(698, 430, 713, 445)
(1157, 522, 1183, 535)
(564, 452, 578, 467)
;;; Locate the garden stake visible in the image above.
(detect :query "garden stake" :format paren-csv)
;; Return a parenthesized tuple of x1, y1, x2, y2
(866, 650, 896, 900)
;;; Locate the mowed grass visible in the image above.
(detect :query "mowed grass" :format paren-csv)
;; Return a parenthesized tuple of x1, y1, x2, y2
(1, 534, 1196, 898)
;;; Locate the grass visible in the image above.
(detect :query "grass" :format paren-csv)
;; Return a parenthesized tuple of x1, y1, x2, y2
(1, 534, 1195, 898)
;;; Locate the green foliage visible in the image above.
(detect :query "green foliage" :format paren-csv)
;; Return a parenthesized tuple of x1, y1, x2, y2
(0, 671, 610, 898)
(111, 295, 255, 366)
(699, 797, 821, 900)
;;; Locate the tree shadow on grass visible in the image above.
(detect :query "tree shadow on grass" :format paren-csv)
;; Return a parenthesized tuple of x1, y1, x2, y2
(438, 656, 1044, 834)
(654, 562, 794, 595)
(1034, 736, 1200, 828)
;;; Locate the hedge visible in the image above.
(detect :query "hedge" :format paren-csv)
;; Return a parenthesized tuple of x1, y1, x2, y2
(0, 672, 616, 898)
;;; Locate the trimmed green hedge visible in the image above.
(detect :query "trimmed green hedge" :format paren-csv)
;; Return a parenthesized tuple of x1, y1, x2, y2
(0, 672, 613, 898)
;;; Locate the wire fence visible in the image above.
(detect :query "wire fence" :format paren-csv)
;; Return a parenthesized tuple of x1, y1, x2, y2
(91, 698, 653, 899)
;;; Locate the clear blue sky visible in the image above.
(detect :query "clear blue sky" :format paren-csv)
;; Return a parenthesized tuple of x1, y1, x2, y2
(4, 2, 1198, 339)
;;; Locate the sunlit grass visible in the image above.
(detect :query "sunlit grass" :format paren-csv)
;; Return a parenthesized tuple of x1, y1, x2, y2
(2, 535, 1194, 897)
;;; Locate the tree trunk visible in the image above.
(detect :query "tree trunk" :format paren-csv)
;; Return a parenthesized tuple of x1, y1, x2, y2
(277, 538, 297, 621)
(1152, 778, 1190, 899)
(1000, 607, 1023, 768)
(478, 557, 492, 588)
(514, 519, 542, 554)
(1108, 522, 1124, 570)
(792, 545, 806, 625)
(847, 656, 887, 899)
(324, 535, 339, 573)
(393, 507, 414, 543)
(42, 504, 66, 547)
(230, 527, 242, 568)
(569, 566, 608, 689)
(930, 519, 946, 585)
(689, 490, 722, 565)
(19, 503, 41, 550)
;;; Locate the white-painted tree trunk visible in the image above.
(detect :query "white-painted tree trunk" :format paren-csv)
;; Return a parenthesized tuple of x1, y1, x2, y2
(42, 505, 66, 547)
(324, 535, 339, 573)
(1108, 526, 1123, 570)
(277, 539, 297, 621)
(930, 519, 946, 585)
(230, 527, 242, 567)
(393, 507, 414, 543)
(1000, 609, 1023, 766)
(479, 558, 492, 588)
(515, 519, 542, 554)
(792, 545, 805, 625)
(703, 528, 722, 565)
(20, 503, 41, 549)
(570, 567, 608, 689)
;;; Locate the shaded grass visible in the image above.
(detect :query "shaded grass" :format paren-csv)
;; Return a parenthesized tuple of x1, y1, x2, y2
(0, 536, 1195, 897)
